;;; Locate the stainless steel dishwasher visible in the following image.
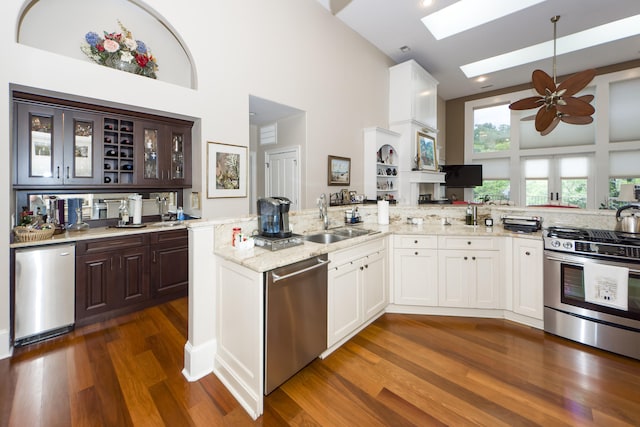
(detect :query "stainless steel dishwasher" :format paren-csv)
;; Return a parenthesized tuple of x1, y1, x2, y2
(14, 243, 76, 346)
(264, 255, 329, 394)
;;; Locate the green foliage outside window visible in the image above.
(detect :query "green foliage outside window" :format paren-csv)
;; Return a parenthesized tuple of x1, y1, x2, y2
(473, 123, 510, 153)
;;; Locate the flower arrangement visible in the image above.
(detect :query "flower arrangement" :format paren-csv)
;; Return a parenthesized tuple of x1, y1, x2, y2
(81, 20, 158, 79)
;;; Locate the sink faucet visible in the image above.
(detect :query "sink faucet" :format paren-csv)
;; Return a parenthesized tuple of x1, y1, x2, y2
(319, 193, 329, 230)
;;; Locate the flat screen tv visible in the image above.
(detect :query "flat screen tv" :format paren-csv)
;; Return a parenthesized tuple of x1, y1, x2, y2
(442, 164, 483, 188)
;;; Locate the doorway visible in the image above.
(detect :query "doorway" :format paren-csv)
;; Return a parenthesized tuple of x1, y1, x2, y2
(265, 146, 301, 211)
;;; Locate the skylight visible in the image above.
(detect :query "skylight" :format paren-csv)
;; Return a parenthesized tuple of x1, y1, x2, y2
(460, 14, 640, 78)
(421, 0, 546, 40)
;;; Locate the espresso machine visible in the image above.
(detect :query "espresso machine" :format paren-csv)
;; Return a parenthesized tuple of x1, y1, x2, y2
(257, 197, 292, 238)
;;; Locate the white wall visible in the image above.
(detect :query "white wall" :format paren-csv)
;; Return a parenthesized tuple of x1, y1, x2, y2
(0, 0, 394, 357)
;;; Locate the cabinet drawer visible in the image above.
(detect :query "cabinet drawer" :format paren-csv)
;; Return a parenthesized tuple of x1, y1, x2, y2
(438, 236, 498, 251)
(329, 237, 386, 266)
(149, 228, 188, 246)
(76, 234, 149, 255)
(394, 235, 437, 249)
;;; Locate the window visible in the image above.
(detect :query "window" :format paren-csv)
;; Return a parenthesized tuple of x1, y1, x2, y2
(523, 156, 590, 208)
(473, 104, 510, 153)
(610, 78, 640, 142)
(473, 180, 510, 203)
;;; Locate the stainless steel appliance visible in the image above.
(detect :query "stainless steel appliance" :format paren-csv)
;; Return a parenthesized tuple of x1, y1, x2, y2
(253, 234, 304, 251)
(543, 226, 640, 359)
(257, 197, 292, 238)
(502, 215, 542, 233)
(264, 255, 329, 394)
(14, 243, 76, 346)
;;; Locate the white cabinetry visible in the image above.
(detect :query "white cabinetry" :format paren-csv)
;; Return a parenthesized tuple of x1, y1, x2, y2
(389, 59, 438, 128)
(512, 238, 544, 321)
(437, 236, 502, 309)
(393, 235, 439, 306)
(327, 237, 388, 349)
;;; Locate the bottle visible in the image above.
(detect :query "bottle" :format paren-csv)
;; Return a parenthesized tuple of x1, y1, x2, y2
(232, 227, 242, 246)
(465, 203, 473, 225)
(118, 200, 129, 226)
(177, 206, 185, 221)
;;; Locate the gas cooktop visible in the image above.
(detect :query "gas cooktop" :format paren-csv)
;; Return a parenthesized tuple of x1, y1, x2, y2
(544, 226, 640, 260)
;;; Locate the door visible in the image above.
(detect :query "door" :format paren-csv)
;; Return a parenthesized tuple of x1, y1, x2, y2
(328, 260, 361, 347)
(394, 248, 438, 306)
(265, 146, 300, 211)
(522, 155, 593, 208)
(362, 250, 387, 319)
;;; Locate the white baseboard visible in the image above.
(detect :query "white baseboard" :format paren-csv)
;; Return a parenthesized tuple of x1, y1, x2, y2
(182, 339, 216, 381)
(0, 329, 12, 360)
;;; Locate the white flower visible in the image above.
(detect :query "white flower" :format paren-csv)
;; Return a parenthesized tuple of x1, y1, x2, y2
(120, 51, 134, 63)
(124, 38, 137, 51)
(103, 39, 120, 53)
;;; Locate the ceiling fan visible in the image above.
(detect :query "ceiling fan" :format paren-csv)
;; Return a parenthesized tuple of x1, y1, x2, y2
(509, 16, 596, 136)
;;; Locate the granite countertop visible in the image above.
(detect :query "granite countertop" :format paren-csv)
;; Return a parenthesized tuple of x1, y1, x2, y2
(216, 223, 543, 273)
(9, 220, 196, 249)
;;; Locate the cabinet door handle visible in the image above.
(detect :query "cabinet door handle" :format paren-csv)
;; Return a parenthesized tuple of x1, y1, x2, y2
(525, 251, 531, 256)
(152, 250, 157, 263)
(364, 264, 369, 269)
(414, 251, 419, 256)
(472, 256, 476, 261)
(66, 166, 70, 179)
(56, 166, 60, 179)
(464, 256, 468, 260)
(414, 240, 418, 244)
(360, 266, 364, 271)
(467, 241, 472, 245)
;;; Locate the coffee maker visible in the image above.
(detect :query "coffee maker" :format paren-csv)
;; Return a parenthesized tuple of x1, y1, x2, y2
(257, 197, 292, 238)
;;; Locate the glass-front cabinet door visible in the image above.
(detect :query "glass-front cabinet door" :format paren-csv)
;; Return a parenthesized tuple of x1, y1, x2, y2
(63, 111, 102, 185)
(15, 103, 101, 186)
(136, 121, 191, 187)
(15, 103, 63, 185)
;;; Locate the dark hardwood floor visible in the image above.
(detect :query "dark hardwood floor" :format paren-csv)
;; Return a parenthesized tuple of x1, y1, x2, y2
(1, 298, 639, 426)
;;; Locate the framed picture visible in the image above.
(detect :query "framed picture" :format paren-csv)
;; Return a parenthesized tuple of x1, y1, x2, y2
(328, 155, 351, 186)
(417, 131, 438, 171)
(207, 141, 248, 198)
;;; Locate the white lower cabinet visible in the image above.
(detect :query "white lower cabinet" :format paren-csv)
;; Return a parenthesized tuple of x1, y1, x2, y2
(437, 236, 501, 309)
(393, 235, 439, 306)
(328, 237, 388, 348)
(512, 238, 544, 320)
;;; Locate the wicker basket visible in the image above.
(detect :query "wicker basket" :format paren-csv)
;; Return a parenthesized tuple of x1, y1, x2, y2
(13, 226, 56, 242)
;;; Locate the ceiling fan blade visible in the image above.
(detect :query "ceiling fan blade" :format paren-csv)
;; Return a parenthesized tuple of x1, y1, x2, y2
(541, 116, 560, 136)
(532, 69, 556, 96)
(576, 94, 594, 104)
(556, 97, 595, 116)
(557, 69, 596, 97)
(535, 106, 557, 132)
(561, 115, 594, 125)
(509, 96, 542, 110)
(329, 0, 351, 14)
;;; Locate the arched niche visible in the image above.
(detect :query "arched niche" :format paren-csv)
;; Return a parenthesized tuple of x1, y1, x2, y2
(17, 0, 196, 88)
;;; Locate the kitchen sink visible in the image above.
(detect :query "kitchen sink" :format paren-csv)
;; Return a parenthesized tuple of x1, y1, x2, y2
(304, 227, 379, 244)
(304, 232, 347, 244)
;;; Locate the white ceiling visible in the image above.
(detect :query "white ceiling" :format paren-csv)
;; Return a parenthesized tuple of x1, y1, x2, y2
(319, 0, 640, 100)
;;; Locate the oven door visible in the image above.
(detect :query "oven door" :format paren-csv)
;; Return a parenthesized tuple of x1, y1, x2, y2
(544, 250, 640, 330)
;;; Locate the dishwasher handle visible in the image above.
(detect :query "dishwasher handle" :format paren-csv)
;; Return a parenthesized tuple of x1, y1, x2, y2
(271, 258, 330, 283)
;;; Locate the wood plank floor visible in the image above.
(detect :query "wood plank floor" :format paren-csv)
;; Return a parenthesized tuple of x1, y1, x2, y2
(1, 298, 639, 426)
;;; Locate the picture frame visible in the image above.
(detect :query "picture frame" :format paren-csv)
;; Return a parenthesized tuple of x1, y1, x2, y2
(328, 155, 351, 186)
(417, 131, 438, 171)
(207, 141, 248, 198)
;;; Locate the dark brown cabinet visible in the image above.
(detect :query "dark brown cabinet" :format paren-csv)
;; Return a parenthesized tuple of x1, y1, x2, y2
(15, 102, 103, 187)
(75, 229, 187, 326)
(150, 229, 189, 297)
(136, 121, 192, 187)
(75, 234, 150, 325)
(14, 93, 193, 189)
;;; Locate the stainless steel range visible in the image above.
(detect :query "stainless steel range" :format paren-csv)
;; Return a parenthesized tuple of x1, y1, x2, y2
(543, 226, 640, 360)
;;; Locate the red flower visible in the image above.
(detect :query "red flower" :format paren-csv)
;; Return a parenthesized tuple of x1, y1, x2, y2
(97, 44, 104, 52)
(135, 54, 149, 68)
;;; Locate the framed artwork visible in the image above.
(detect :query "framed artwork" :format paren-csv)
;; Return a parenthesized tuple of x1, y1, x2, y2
(328, 155, 351, 186)
(417, 131, 437, 171)
(207, 141, 248, 198)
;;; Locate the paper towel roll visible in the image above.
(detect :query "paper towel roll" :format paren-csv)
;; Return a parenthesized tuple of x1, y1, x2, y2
(129, 194, 143, 224)
(378, 200, 389, 225)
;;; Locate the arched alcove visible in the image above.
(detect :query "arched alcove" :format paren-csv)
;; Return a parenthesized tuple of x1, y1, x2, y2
(17, 0, 196, 88)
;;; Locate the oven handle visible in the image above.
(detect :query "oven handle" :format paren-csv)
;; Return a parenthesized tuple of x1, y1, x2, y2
(545, 253, 640, 274)
(271, 258, 330, 283)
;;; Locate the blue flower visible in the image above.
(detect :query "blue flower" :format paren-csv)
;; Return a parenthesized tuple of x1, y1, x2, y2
(136, 40, 147, 54)
(85, 32, 100, 47)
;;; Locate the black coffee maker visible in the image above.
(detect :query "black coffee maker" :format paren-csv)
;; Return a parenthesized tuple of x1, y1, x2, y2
(257, 197, 292, 238)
